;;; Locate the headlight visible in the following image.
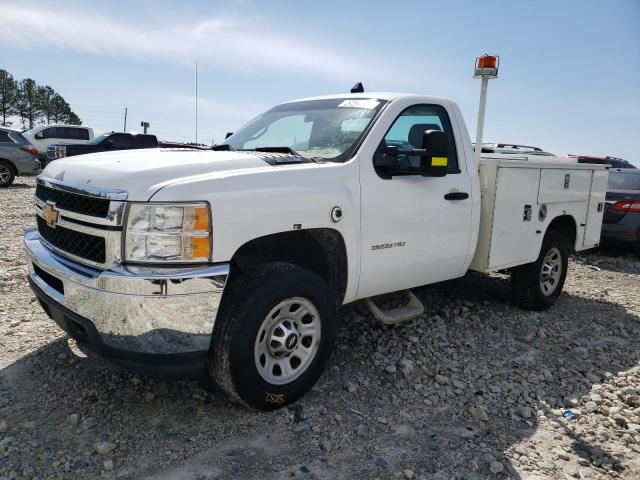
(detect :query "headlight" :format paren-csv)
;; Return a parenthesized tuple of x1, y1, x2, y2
(57, 146, 67, 158)
(124, 203, 211, 263)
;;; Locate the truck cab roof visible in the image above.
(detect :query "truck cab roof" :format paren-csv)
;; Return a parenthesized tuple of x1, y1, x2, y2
(284, 92, 453, 105)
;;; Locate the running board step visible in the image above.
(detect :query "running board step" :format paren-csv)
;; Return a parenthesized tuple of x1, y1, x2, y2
(364, 290, 425, 325)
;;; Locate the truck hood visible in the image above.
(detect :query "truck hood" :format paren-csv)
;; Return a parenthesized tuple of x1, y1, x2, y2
(40, 148, 280, 200)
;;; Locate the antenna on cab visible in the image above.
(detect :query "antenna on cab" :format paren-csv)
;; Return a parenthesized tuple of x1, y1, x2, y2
(350, 82, 364, 94)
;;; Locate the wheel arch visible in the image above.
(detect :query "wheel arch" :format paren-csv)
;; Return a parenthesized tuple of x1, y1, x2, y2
(228, 228, 348, 306)
(545, 214, 577, 252)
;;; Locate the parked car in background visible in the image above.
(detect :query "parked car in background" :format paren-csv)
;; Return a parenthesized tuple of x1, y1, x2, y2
(46, 132, 206, 163)
(47, 132, 158, 162)
(0, 127, 41, 187)
(601, 169, 640, 249)
(23, 125, 94, 160)
(570, 155, 637, 169)
(603, 157, 636, 169)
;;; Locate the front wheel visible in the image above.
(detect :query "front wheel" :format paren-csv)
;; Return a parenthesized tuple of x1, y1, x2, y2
(209, 262, 337, 410)
(510, 230, 569, 310)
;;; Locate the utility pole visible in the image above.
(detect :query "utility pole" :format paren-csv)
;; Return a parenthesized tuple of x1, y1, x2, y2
(473, 54, 499, 166)
(123, 107, 127, 132)
(140, 121, 149, 134)
(195, 61, 199, 145)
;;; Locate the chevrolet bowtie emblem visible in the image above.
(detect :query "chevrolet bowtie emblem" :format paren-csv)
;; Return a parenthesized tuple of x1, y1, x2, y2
(42, 202, 59, 228)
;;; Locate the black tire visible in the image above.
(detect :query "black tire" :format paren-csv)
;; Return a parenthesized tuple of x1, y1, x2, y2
(0, 161, 16, 188)
(209, 262, 337, 410)
(510, 230, 569, 310)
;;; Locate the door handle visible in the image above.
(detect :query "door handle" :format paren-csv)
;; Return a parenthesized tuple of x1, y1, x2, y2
(444, 192, 469, 201)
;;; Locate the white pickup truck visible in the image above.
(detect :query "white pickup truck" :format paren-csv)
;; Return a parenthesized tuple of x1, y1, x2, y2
(24, 91, 607, 410)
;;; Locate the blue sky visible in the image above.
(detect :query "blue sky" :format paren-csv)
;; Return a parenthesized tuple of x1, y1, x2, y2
(2, 0, 639, 164)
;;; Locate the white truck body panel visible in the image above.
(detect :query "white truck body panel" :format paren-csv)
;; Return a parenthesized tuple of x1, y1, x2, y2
(470, 157, 607, 272)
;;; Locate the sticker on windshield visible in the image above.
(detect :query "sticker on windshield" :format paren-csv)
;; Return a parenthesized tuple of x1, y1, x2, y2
(338, 99, 380, 109)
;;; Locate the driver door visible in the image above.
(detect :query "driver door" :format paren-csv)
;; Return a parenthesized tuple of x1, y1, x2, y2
(358, 104, 473, 299)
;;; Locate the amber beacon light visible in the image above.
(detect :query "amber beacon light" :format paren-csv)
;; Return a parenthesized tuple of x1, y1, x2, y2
(474, 54, 499, 78)
(473, 54, 500, 166)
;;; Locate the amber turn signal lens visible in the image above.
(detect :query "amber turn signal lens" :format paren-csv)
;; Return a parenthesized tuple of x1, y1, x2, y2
(190, 236, 210, 259)
(193, 207, 209, 231)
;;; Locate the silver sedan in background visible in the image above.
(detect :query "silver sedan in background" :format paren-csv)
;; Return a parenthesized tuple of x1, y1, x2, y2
(0, 127, 42, 187)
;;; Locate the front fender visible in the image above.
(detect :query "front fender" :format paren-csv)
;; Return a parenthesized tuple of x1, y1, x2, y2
(150, 160, 361, 302)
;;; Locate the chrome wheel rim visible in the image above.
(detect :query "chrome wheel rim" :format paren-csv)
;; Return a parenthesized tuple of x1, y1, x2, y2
(0, 165, 10, 184)
(540, 247, 562, 295)
(254, 297, 321, 385)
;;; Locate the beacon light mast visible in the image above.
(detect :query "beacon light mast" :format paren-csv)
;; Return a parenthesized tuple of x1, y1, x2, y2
(473, 54, 500, 165)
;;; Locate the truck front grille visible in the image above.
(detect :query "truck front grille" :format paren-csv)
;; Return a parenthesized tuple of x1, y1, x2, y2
(36, 184, 110, 218)
(37, 216, 106, 264)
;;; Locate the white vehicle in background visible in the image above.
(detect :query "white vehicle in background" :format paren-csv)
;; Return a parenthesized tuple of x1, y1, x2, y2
(22, 124, 94, 160)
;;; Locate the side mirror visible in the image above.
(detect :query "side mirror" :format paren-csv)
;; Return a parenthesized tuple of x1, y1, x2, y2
(35, 132, 44, 140)
(103, 139, 114, 149)
(420, 130, 449, 177)
(373, 145, 401, 179)
(373, 130, 450, 179)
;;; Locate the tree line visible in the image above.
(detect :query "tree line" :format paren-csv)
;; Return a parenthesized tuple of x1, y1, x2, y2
(0, 69, 82, 130)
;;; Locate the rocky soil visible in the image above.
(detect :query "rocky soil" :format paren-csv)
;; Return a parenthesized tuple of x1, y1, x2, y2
(1, 177, 639, 480)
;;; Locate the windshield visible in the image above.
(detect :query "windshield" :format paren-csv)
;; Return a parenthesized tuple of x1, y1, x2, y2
(608, 172, 640, 191)
(222, 98, 386, 161)
(88, 133, 110, 145)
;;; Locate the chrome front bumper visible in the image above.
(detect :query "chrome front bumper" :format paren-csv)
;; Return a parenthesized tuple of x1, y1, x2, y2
(24, 227, 229, 358)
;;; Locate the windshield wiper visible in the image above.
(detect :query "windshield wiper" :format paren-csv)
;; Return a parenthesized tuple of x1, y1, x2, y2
(250, 146, 300, 155)
(247, 146, 320, 163)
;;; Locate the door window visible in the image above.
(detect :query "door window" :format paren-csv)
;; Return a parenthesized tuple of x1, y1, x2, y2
(42, 127, 57, 139)
(382, 104, 459, 173)
(63, 127, 90, 140)
(134, 135, 157, 148)
(0, 131, 14, 143)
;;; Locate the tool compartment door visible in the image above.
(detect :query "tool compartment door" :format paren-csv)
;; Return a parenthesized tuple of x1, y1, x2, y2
(583, 169, 608, 249)
(489, 166, 541, 268)
(538, 169, 592, 204)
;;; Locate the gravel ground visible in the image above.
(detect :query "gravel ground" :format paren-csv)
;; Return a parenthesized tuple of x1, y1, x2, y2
(1, 177, 639, 480)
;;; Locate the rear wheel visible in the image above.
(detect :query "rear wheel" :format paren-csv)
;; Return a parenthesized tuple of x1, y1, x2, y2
(209, 262, 337, 410)
(510, 230, 569, 310)
(0, 161, 16, 187)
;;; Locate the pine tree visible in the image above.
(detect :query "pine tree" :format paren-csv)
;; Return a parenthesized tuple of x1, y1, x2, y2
(16, 78, 42, 129)
(36, 85, 57, 125)
(67, 111, 82, 125)
(1, 71, 83, 128)
(0, 70, 18, 126)
(51, 94, 70, 124)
